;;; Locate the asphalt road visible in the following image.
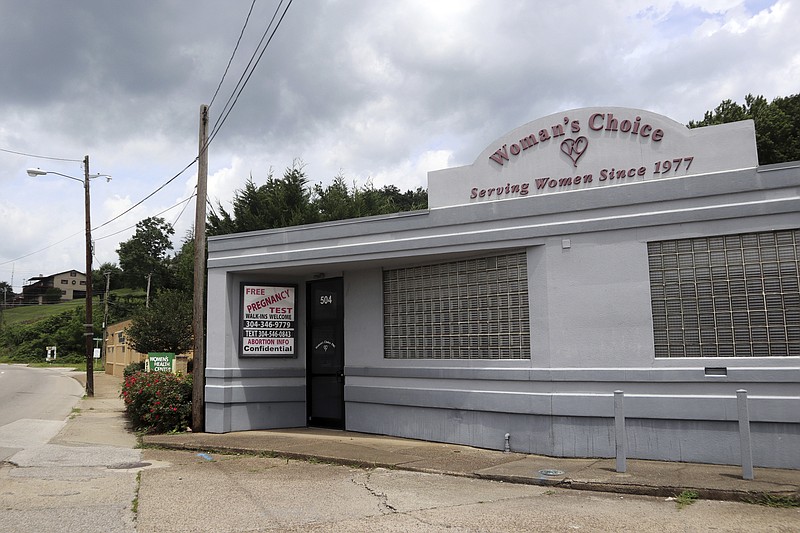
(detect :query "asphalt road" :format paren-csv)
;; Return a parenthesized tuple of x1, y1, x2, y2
(0, 365, 140, 533)
(0, 364, 84, 461)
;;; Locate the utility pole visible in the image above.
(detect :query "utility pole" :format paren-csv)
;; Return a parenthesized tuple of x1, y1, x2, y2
(83, 155, 94, 397)
(145, 273, 152, 307)
(192, 104, 209, 431)
(102, 271, 111, 367)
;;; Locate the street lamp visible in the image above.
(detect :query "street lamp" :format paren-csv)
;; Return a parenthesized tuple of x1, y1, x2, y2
(27, 155, 110, 397)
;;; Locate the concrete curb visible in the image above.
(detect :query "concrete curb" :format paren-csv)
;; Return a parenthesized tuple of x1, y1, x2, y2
(141, 439, 800, 505)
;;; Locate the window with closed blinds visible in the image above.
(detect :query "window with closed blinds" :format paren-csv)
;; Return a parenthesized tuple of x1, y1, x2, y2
(648, 230, 800, 357)
(383, 252, 530, 359)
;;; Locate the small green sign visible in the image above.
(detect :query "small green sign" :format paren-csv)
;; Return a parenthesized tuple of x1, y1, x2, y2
(147, 352, 175, 373)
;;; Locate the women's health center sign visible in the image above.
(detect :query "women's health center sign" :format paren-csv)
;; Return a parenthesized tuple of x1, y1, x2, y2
(240, 283, 296, 357)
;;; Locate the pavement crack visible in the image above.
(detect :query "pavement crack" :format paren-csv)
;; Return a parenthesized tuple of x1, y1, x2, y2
(351, 471, 398, 514)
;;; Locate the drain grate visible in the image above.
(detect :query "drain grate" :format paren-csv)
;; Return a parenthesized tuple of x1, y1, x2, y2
(107, 462, 151, 470)
(538, 469, 565, 476)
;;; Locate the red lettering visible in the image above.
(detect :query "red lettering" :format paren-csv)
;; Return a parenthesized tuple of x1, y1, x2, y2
(519, 134, 538, 150)
(489, 145, 509, 165)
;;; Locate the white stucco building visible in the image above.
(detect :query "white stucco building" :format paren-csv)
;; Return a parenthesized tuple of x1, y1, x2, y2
(204, 108, 799, 469)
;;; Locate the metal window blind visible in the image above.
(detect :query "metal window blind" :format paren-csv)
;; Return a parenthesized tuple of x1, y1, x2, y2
(648, 230, 800, 358)
(383, 253, 531, 359)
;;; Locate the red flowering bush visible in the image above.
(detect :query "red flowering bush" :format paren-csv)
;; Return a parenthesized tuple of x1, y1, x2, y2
(121, 371, 193, 433)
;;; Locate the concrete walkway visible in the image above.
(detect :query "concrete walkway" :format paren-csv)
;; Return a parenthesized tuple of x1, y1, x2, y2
(84, 371, 798, 504)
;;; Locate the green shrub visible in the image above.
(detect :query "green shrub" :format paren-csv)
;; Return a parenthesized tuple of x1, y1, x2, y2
(123, 361, 146, 378)
(121, 370, 192, 433)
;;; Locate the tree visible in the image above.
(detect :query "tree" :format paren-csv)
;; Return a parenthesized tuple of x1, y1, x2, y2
(117, 217, 175, 290)
(208, 164, 429, 236)
(93, 262, 123, 295)
(688, 93, 800, 165)
(43, 287, 63, 304)
(0, 281, 14, 306)
(378, 184, 428, 212)
(169, 230, 195, 295)
(208, 165, 317, 236)
(126, 289, 193, 355)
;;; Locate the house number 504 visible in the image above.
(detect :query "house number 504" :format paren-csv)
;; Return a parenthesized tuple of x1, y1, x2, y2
(320, 295, 333, 305)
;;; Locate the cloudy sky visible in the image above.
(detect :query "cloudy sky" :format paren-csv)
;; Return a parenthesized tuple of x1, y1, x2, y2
(0, 0, 796, 292)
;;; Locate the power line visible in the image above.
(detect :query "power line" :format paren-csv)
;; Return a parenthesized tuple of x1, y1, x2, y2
(0, 231, 84, 268)
(0, 146, 83, 163)
(172, 188, 197, 227)
(93, 194, 197, 243)
(92, 158, 198, 232)
(1, 0, 293, 273)
(0, 172, 197, 269)
(207, 0, 293, 147)
(208, 0, 258, 110)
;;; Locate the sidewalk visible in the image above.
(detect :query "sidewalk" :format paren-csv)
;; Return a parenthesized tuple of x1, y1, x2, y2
(84, 372, 799, 504)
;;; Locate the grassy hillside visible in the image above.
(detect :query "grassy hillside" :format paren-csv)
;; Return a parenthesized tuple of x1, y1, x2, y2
(0, 289, 146, 364)
(1, 298, 87, 326)
(1, 288, 146, 327)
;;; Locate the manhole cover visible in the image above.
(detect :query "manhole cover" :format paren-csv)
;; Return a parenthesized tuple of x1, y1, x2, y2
(538, 469, 565, 476)
(107, 462, 151, 470)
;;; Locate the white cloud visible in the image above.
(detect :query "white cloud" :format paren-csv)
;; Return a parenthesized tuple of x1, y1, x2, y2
(0, 0, 794, 290)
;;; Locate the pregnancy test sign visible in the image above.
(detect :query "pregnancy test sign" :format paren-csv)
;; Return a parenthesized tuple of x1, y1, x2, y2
(240, 284, 296, 357)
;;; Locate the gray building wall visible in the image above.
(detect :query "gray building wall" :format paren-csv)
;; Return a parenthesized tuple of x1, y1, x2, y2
(204, 115, 800, 468)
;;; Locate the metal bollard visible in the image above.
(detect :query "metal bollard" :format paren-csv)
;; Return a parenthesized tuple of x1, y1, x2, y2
(737, 389, 754, 480)
(614, 390, 627, 473)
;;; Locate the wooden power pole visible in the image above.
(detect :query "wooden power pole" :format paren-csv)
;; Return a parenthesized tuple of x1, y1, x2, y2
(192, 104, 209, 431)
(83, 155, 94, 397)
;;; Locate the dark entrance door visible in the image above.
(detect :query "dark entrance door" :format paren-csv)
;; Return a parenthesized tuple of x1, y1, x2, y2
(306, 278, 344, 429)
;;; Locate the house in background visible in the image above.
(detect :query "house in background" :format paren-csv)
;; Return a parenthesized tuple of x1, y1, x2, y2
(22, 269, 86, 304)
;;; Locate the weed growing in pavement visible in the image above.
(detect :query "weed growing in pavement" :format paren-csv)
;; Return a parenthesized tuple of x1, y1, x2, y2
(132, 471, 142, 518)
(675, 490, 700, 509)
(746, 493, 800, 508)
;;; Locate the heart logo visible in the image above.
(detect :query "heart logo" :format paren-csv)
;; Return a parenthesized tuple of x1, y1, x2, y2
(560, 136, 588, 167)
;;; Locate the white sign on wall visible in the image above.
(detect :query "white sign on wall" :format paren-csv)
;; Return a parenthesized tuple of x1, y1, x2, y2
(240, 283, 296, 357)
(428, 107, 758, 208)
